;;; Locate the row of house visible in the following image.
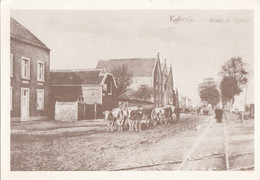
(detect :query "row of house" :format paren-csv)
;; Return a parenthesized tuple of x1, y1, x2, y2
(10, 17, 178, 122)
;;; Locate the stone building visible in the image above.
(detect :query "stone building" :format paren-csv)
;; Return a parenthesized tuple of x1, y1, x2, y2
(10, 18, 51, 122)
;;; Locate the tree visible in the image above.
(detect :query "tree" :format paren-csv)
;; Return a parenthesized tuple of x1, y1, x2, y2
(111, 65, 134, 96)
(219, 57, 249, 108)
(198, 78, 220, 107)
(133, 85, 153, 101)
(220, 76, 241, 105)
(219, 57, 248, 89)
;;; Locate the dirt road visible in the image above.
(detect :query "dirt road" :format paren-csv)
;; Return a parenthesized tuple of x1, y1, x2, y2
(11, 112, 254, 171)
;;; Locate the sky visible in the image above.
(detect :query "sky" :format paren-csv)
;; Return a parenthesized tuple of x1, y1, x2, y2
(11, 10, 254, 103)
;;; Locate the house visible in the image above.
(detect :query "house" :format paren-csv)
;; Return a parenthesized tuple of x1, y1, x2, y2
(179, 94, 193, 112)
(96, 53, 163, 107)
(10, 18, 51, 122)
(49, 69, 117, 119)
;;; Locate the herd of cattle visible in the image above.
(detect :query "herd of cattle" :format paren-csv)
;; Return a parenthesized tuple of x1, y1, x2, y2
(103, 105, 179, 132)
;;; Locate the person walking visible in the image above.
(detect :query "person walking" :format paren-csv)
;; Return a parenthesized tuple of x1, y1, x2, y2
(215, 105, 223, 123)
(174, 106, 180, 122)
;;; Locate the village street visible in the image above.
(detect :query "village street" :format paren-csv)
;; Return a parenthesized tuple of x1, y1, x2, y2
(11, 112, 254, 171)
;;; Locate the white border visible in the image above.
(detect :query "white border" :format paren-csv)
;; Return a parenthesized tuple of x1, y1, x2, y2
(1, 1, 259, 180)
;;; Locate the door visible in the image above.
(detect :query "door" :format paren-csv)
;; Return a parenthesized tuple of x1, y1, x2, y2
(21, 88, 29, 121)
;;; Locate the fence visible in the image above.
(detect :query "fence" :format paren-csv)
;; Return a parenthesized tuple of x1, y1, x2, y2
(78, 102, 103, 120)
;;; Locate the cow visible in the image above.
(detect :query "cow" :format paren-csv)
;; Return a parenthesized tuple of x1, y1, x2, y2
(103, 110, 117, 132)
(103, 108, 128, 132)
(151, 107, 165, 126)
(158, 108, 167, 125)
(117, 108, 129, 131)
(163, 105, 175, 124)
(128, 107, 143, 131)
(127, 106, 138, 131)
(142, 108, 153, 127)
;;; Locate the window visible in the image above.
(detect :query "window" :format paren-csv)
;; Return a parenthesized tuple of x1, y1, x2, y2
(10, 54, 13, 77)
(21, 57, 30, 79)
(37, 89, 44, 110)
(37, 61, 45, 81)
(10, 87, 13, 111)
(108, 81, 112, 95)
(103, 84, 107, 91)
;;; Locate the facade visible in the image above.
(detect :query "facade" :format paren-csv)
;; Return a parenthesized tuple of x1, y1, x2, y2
(179, 94, 193, 112)
(10, 18, 51, 122)
(161, 60, 174, 106)
(166, 65, 174, 105)
(96, 53, 163, 107)
(49, 69, 118, 118)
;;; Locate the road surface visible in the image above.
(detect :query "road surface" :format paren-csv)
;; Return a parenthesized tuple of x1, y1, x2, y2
(11, 112, 254, 171)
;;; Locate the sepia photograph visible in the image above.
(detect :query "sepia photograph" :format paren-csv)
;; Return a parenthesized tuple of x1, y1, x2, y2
(8, 9, 255, 172)
(1, 1, 258, 178)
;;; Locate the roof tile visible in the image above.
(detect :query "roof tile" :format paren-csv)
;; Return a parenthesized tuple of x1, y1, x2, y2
(50, 69, 104, 85)
(10, 17, 49, 50)
(96, 58, 156, 77)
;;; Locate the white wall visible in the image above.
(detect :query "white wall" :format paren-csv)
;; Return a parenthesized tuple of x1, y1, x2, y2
(82, 86, 102, 104)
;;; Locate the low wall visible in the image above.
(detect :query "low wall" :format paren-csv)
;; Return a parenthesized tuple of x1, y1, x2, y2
(55, 101, 78, 121)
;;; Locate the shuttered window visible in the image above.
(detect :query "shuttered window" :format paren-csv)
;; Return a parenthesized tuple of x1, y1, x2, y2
(37, 61, 45, 81)
(21, 57, 30, 79)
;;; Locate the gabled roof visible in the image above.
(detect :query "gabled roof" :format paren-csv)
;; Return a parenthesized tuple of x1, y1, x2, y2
(10, 17, 49, 50)
(96, 58, 157, 77)
(50, 69, 115, 86)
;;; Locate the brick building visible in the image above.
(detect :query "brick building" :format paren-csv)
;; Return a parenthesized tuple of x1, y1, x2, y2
(10, 18, 51, 122)
(96, 53, 163, 107)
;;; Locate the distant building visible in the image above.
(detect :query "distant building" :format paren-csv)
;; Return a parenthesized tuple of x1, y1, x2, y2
(179, 94, 193, 112)
(49, 69, 118, 118)
(96, 53, 163, 107)
(10, 18, 51, 122)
